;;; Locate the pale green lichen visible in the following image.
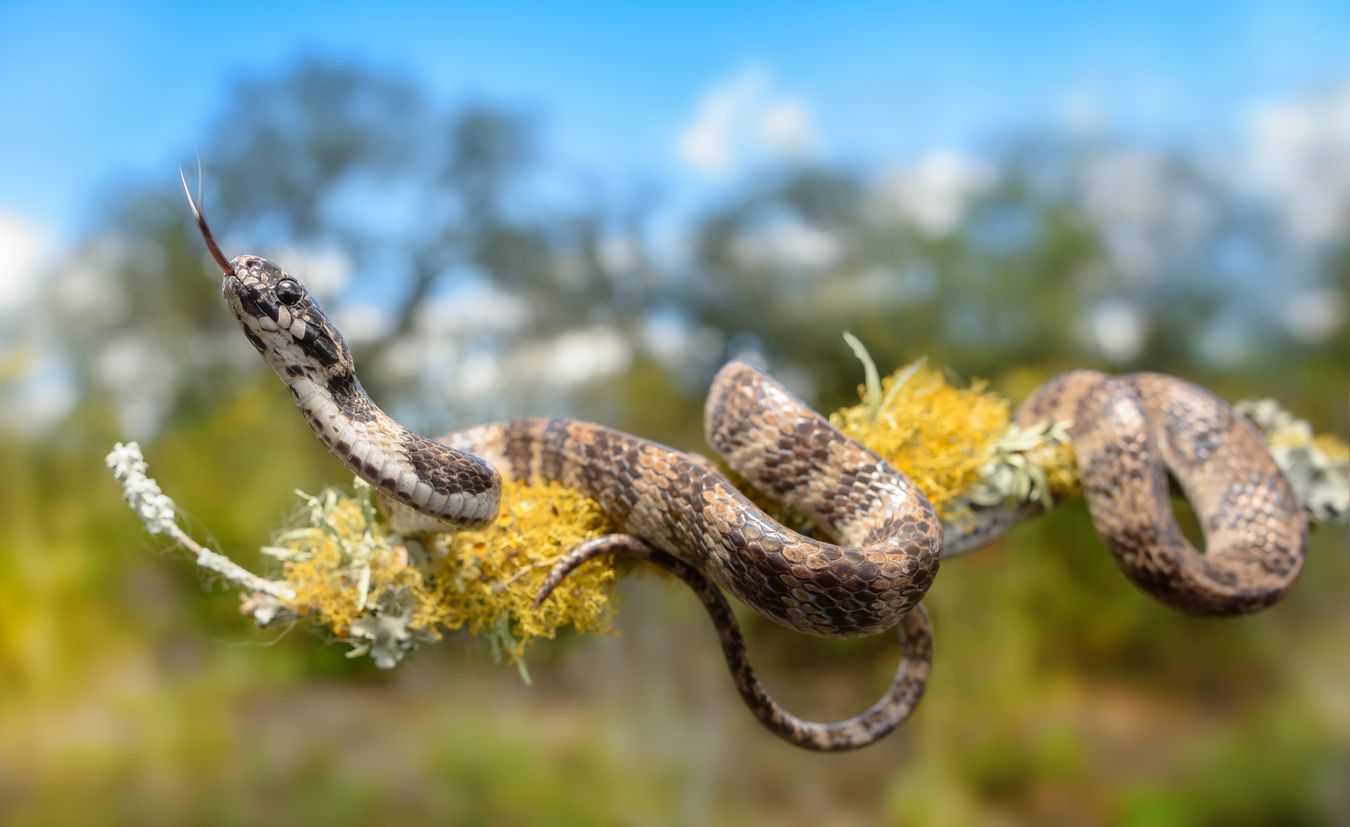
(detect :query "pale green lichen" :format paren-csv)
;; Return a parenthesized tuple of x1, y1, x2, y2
(106, 442, 294, 600)
(958, 419, 1078, 511)
(1235, 398, 1349, 526)
(105, 441, 178, 536)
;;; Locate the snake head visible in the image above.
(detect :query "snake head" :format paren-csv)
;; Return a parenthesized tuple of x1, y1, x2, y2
(221, 256, 355, 378)
(180, 167, 355, 380)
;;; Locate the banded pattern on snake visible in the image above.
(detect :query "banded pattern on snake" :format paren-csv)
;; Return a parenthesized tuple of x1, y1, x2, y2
(188, 183, 1306, 751)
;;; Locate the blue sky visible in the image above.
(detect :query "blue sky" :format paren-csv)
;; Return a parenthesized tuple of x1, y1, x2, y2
(1, 0, 1348, 243)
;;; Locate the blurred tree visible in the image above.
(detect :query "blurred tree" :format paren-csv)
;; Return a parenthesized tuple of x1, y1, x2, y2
(677, 133, 1347, 417)
(44, 59, 1343, 442)
(208, 59, 428, 241)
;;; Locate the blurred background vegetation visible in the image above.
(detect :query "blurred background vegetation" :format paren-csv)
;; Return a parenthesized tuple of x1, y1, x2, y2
(1, 7, 1348, 825)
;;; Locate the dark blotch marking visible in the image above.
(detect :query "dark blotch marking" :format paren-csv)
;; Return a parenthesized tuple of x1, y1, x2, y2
(403, 430, 500, 497)
(503, 420, 536, 481)
(238, 284, 279, 322)
(296, 326, 341, 367)
(539, 418, 569, 483)
(326, 373, 376, 422)
(241, 327, 267, 354)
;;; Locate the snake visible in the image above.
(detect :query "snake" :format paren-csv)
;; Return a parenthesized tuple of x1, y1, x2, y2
(186, 180, 1307, 751)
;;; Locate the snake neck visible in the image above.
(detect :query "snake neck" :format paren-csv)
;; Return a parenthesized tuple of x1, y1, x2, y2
(282, 367, 501, 527)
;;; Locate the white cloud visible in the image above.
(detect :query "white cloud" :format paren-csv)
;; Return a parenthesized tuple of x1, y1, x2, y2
(676, 68, 820, 177)
(1, 350, 76, 433)
(641, 313, 723, 369)
(0, 210, 55, 317)
(415, 281, 530, 337)
(425, 325, 635, 405)
(677, 68, 766, 175)
(871, 150, 996, 236)
(455, 350, 503, 401)
(1090, 297, 1147, 364)
(96, 333, 175, 437)
(1057, 85, 1109, 136)
(373, 335, 438, 386)
(331, 302, 391, 346)
(598, 235, 640, 273)
(1075, 148, 1214, 280)
(264, 244, 351, 300)
(512, 325, 632, 389)
(1247, 81, 1350, 245)
(732, 211, 842, 271)
(0, 212, 73, 432)
(54, 238, 133, 323)
(757, 98, 816, 157)
(1280, 287, 1346, 343)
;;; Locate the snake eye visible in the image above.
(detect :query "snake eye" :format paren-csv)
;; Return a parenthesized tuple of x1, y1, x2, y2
(275, 279, 305, 306)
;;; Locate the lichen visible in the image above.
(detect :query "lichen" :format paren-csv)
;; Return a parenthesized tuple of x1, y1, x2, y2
(105, 441, 178, 535)
(960, 420, 1079, 510)
(270, 476, 625, 675)
(1235, 398, 1349, 526)
(425, 476, 628, 673)
(831, 339, 1013, 517)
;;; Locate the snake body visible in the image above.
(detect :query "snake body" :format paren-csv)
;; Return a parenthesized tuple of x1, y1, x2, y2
(438, 360, 942, 639)
(1012, 371, 1306, 614)
(189, 190, 1306, 751)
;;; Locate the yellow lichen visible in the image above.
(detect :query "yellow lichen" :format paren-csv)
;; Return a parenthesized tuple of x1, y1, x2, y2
(424, 476, 627, 665)
(830, 359, 1011, 516)
(270, 477, 624, 674)
(1031, 438, 1081, 499)
(1312, 433, 1350, 462)
(283, 537, 420, 634)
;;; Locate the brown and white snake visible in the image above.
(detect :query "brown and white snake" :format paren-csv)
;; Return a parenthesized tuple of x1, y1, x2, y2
(188, 184, 1307, 752)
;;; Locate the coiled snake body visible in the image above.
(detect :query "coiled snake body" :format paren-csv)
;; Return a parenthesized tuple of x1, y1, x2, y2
(189, 188, 1306, 751)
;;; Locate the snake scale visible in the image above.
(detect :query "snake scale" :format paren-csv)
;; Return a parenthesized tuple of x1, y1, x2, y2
(187, 183, 1307, 752)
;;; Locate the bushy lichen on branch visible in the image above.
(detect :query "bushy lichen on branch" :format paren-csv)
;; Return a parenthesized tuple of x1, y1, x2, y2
(257, 476, 628, 674)
(107, 443, 626, 673)
(832, 335, 1077, 520)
